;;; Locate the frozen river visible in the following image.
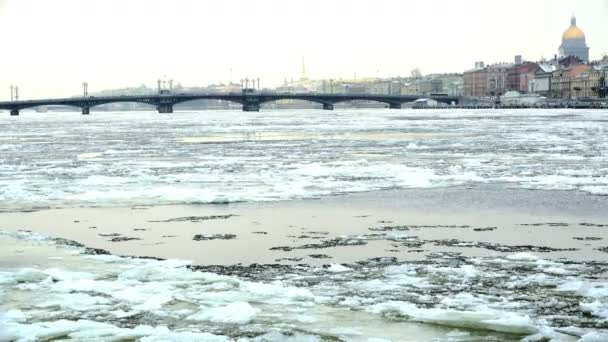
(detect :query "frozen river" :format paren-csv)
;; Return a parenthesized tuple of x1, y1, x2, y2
(1, 108, 608, 341)
(1, 108, 607, 209)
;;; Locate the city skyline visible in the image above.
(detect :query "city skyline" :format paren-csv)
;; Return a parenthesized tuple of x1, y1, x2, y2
(1, 0, 607, 99)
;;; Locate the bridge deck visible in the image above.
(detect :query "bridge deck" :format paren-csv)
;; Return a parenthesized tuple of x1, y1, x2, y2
(0, 93, 460, 114)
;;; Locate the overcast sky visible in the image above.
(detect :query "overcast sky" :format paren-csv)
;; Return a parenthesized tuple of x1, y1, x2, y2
(0, 0, 607, 99)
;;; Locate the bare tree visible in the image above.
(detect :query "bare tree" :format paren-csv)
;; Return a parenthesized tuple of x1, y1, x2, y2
(411, 68, 422, 79)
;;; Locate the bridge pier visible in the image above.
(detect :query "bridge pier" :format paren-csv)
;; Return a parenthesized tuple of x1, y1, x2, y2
(242, 102, 260, 112)
(157, 103, 173, 113)
(81, 107, 90, 115)
(323, 104, 334, 110)
(10, 109, 19, 116)
(389, 103, 402, 109)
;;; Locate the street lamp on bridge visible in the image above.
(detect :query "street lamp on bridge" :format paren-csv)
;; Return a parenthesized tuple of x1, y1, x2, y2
(157, 77, 175, 95)
(10, 86, 19, 101)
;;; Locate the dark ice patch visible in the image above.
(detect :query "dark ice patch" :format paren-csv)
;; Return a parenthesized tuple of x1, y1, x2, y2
(473, 227, 497, 232)
(109, 237, 141, 242)
(150, 215, 237, 223)
(193, 233, 237, 241)
(309, 254, 332, 259)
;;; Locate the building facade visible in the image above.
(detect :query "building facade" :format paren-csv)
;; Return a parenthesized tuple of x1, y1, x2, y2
(416, 74, 463, 96)
(507, 62, 539, 93)
(550, 64, 592, 99)
(531, 64, 557, 96)
(486, 64, 511, 97)
(463, 62, 487, 98)
(571, 66, 608, 99)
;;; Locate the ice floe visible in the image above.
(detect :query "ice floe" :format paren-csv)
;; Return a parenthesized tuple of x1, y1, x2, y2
(1, 230, 607, 340)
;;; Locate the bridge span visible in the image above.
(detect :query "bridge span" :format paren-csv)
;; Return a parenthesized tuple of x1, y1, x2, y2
(0, 92, 460, 115)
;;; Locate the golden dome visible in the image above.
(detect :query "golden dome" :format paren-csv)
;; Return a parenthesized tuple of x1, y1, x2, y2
(562, 16, 585, 40)
(563, 26, 585, 40)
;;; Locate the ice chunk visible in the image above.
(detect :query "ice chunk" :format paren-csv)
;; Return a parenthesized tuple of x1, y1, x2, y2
(43, 268, 97, 281)
(579, 331, 608, 342)
(187, 302, 259, 324)
(558, 280, 608, 298)
(242, 282, 315, 301)
(246, 331, 321, 342)
(383, 264, 418, 276)
(428, 264, 479, 278)
(14, 268, 49, 283)
(506, 253, 539, 261)
(439, 293, 487, 307)
(118, 259, 235, 284)
(326, 264, 351, 273)
(542, 267, 572, 275)
(580, 300, 608, 319)
(0, 319, 230, 341)
(37, 292, 111, 311)
(0, 310, 26, 323)
(369, 301, 538, 335)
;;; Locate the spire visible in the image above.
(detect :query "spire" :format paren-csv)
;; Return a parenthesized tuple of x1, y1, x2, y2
(571, 14, 576, 26)
(301, 56, 307, 80)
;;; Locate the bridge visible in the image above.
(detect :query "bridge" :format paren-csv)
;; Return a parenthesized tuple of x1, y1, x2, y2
(0, 92, 460, 115)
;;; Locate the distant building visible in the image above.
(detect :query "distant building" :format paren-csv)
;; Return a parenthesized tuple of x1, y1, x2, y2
(594, 57, 608, 99)
(531, 64, 557, 96)
(550, 64, 592, 99)
(401, 82, 419, 96)
(416, 74, 463, 96)
(367, 79, 399, 95)
(559, 16, 589, 62)
(417, 77, 437, 96)
(440, 74, 464, 97)
(506, 62, 539, 93)
(344, 82, 370, 94)
(463, 62, 487, 98)
(597, 55, 608, 68)
(599, 66, 608, 98)
(464, 62, 512, 98)
(571, 65, 608, 99)
(514, 55, 523, 65)
(558, 55, 584, 68)
(571, 69, 599, 99)
(486, 64, 511, 97)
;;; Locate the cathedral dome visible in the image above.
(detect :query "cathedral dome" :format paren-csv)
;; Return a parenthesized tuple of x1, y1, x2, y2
(558, 16, 589, 62)
(562, 16, 585, 41)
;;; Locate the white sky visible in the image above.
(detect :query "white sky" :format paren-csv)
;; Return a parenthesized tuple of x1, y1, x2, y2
(0, 0, 607, 99)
